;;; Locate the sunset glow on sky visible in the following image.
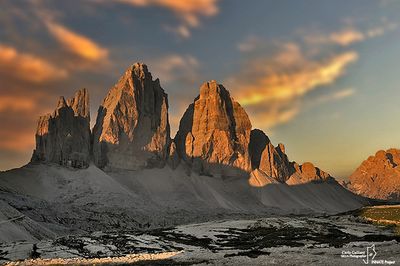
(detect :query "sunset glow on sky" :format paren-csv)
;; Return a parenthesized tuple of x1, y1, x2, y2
(1, 0, 400, 179)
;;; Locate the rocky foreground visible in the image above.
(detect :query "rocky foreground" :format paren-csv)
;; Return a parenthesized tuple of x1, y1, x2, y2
(1, 213, 399, 265)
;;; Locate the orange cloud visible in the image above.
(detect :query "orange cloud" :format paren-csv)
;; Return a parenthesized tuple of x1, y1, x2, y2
(119, 0, 218, 25)
(112, 0, 219, 38)
(329, 28, 365, 46)
(0, 96, 37, 112)
(0, 130, 35, 152)
(227, 43, 358, 129)
(304, 28, 364, 46)
(0, 44, 68, 83)
(234, 46, 358, 106)
(45, 21, 109, 62)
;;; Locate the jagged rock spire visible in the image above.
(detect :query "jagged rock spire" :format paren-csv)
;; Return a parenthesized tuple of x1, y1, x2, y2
(31, 88, 91, 168)
(92, 63, 170, 170)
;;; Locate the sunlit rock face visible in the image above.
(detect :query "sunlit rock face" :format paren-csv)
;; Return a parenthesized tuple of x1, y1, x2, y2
(175, 81, 252, 177)
(347, 149, 400, 200)
(31, 88, 91, 168)
(249, 129, 332, 184)
(92, 63, 170, 170)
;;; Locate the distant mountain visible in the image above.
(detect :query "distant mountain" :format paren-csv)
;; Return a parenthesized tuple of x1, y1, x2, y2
(346, 149, 400, 201)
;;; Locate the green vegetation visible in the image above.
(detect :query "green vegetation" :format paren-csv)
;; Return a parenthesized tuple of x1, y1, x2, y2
(359, 205, 400, 235)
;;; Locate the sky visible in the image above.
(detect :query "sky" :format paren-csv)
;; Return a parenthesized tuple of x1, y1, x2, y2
(1, 0, 400, 180)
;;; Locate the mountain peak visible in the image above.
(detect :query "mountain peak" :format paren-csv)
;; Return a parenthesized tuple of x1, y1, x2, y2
(56, 96, 67, 109)
(92, 63, 170, 170)
(175, 81, 252, 177)
(68, 88, 90, 120)
(127, 62, 149, 77)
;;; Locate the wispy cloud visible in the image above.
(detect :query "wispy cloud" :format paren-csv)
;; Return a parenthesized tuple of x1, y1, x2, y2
(329, 28, 365, 46)
(232, 44, 358, 106)
(149, 54, 200, 84)
(0, 130, 35, 152)
(0, 44, 68, 83)
(110, 0, 220, 38)
(0, 96, 37, 112)
(227, 43, 358, 129)
(303, 22, 398, 47)
(304, 28, 365, 46)
(45, 20, 109, 62)
(330, 88, 355, 99)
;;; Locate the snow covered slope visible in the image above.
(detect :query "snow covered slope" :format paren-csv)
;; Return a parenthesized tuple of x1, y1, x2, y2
(0, 163, 366, 243)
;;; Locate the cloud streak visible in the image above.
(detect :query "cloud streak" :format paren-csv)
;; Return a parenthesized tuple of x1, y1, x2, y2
(233, 44, 358, 106)
(111, 0, 220, 38)
(0, 96, 37, 112)
(228, 43, 358, 129)
(0, 44, 68, 83)
(45, 20, 109, 62)
(304, 28, 365, 46)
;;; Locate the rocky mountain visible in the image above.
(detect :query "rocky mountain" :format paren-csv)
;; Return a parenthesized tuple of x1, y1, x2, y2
(92, 63, 170, 170)
(172, 80, 333, 182)
(175, 80, 252, 178)
(31, 88, 90, 168)
(28, 63, 335, 186)
(347, 149, 400, 200)
(0, 62, 367, 245)
(249, 129, 332, 185)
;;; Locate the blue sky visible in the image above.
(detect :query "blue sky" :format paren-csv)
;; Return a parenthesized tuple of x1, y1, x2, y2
(0, 0, 400, 179)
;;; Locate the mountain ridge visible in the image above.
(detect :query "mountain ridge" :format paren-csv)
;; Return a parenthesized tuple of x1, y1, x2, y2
(29, 63, 337, 185)
(28, 63, 340, 184)
(0, 62, 368, 243)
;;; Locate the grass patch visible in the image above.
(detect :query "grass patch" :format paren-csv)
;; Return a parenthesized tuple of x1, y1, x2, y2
(359, 205, 400, 235)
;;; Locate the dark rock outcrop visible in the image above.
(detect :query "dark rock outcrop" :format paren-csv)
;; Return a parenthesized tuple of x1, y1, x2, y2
(249, 129, 294, 182)
(92, 63, 170, 170)
(31, 88, 91, 168)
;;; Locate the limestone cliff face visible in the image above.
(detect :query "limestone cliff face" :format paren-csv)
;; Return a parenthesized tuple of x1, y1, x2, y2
(175, 81, 252, 177)
(347, 149, 400, 200)
(31, 89, 91, 168)
(92, 63, 170, 170)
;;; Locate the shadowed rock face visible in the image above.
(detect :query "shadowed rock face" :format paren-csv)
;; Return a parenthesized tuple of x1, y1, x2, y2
(175, 81, 252, 177)
(249, 129, 294, 182)
(31, 89, 91, 168)
(92, 63, 170, 170)
(347, 149, 400, 200)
